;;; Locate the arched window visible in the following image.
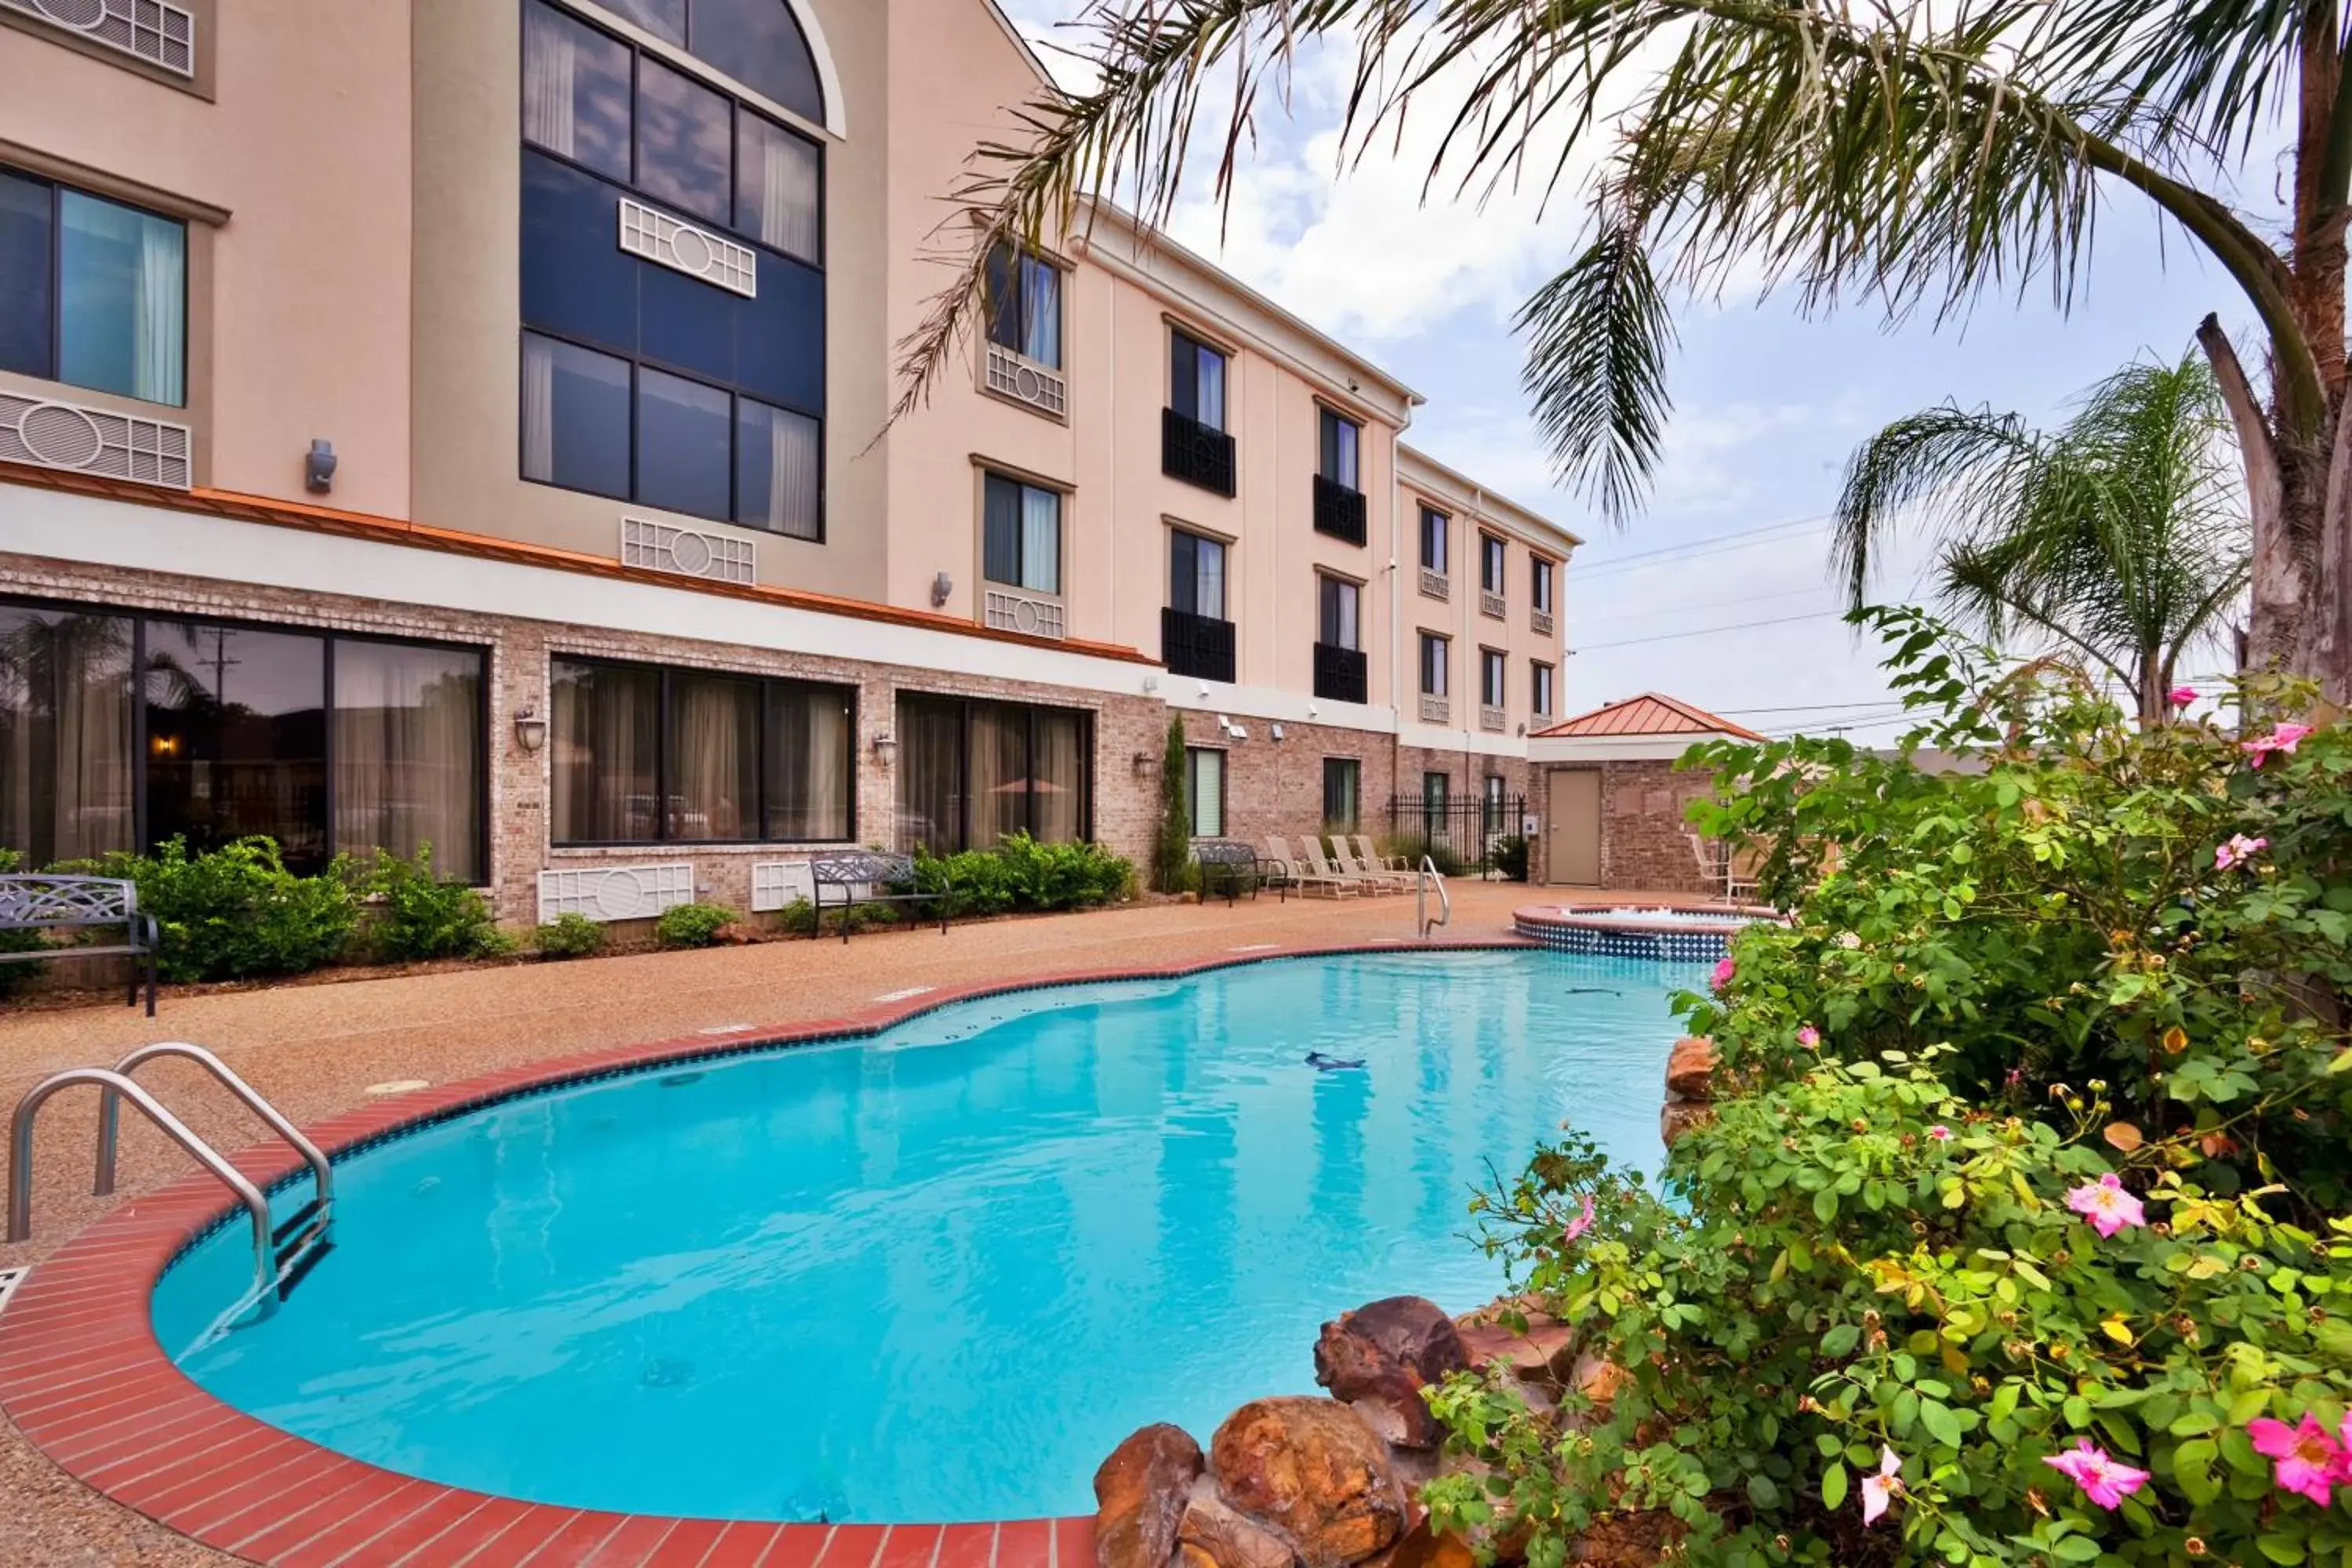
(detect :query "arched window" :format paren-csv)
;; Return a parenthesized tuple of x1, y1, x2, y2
(597, 0, 824, 124)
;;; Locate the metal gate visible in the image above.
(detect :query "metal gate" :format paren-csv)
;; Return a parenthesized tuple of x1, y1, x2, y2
(1386, 792, 1526, 876)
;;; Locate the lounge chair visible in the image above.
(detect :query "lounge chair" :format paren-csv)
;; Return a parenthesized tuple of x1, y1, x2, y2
(1355, 834, 1412, 877)
(1265, 836, 1352, 898)
(1301, 835, 1386, 895)
(1330, 836, 1409, 892)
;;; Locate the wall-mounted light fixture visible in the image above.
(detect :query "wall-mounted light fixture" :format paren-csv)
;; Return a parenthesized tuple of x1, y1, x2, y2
(931, 572, 953, 608)
(513, 706, 548, 753)
(305, 438, 337, 494)
(1131, 751, 1160, 776)
(1270, 723, 1286, 742)
(872, 731, 898, 759)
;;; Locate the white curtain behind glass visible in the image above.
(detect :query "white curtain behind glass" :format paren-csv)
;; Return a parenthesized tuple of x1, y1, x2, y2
(522, 3, 578, 158)
(745, 117, 821, 261)
(0, 609, 133, 866)
(1020, 487, 1059, 593)
(1196, 538, 1226, 620)
(1022, 256, 1061, 367)
(332, 642, 483, 883)
(521, 336, 557, 481)
(1032, 709, 1087, 843)
(136, 218, 183, 406)
(764, 405, 820, 540)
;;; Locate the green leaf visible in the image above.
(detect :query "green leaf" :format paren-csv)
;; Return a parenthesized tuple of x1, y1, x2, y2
(1920, 1400, 1964, 1449)
(1821, 1323, 1861, 1357)
(2256, 1534, 2308, 1565)
(1747, 1474, 1781, 1509)
(1822, 1462, 1849, 1511)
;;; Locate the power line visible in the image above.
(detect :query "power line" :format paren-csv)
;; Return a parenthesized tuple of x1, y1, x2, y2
(1570, 514, 1835, 577)
(1574, 583, 1842, 624)
(1713, 699, 1916, 715)
(1574, 609, 1846, 651)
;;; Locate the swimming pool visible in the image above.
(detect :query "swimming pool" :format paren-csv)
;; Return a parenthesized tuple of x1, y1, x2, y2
(151, 949, 1694, 1525)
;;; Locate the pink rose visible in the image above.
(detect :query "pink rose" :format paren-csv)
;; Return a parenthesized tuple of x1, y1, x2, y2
(1711, 957, 1736, 990)
(2042, 1439, 2151, 1510)
(2167, 685, 2197, 706)
(1860, 1446, 1903, 1525)
(2215, 833, 2269, 871)
(1797, 1025, 1820, 1050)
(2064, 1173, 2147, 1238)
(1926, 1125, 1952, 1142)
(1561, 1192, 1596, 1243)
(2244, 721, 2317, 768)
(2249, 1414, 2347, 1507)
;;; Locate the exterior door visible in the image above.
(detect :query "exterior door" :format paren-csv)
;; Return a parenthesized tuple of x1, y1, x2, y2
(1545, 768, 1602, 885)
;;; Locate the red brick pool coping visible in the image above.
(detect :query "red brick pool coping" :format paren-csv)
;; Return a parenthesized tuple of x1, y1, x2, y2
(0, 938, 1527, 1567)
(1512, 898, 1773, 936)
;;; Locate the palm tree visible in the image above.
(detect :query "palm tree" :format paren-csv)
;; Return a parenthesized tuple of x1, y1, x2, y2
(1832, 353, 2249, 724)
(892, 0, 2352, 701)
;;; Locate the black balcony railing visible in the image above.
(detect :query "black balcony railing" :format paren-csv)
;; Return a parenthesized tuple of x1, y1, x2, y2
(1313, 641, 1368, 704)
(1162, 606, 1236, 683)
(1163, 407, 1236, 495)
(1312, 474, 1367, 546)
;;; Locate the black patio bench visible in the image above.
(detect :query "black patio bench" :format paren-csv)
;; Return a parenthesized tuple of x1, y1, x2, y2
(0, 876, 158, 1015)
(810, 851, 949, 942)
(1194, 841, 1262, 906)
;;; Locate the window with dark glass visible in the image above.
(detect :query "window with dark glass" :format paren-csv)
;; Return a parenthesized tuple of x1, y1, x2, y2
(1318, 408, 1359, 490)
(520, 0, 824, 537)
(1481, 648, 1506, 706)
(1186, 747, 1225, 837)
(1422, 771, 1449, 815)
(0, 599, 486, 880)
(0, 167, 186, 405)
(1319, 575, 1359, 650)
(1481, 535, 1507, 594)
(1321, 757, 1359, 829)
(894, 692, 1092, 854)
(1418, 633, 1448, 696)
(1532, 557, 1555, 613)
(1531, 660, 1555, 717)
(537, 0, 825, 125)
(1419, 506, 1449, 573)
(1170, 328, 1227, 430)
(985, 242, 1063, 370)
(982, 472, 1062, 594)
(1170, 529, 1227, 619)
(1484, 774, 1508, 833)
(550, 655, 853, 844)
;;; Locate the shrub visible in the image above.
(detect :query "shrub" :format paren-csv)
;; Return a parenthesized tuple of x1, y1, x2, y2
(655, 902, 739, 949)
(81, 837, 359, 983)
(357, 845, 509, 962)
(775, 898, 820, 937)
(1490, 833, 1530, 882)
(915, 835, 1135, 917)
(1421, 611, 2352, 1568)
(533, 912, 607, 960)
(1152, 713, 1191, 892)
(1380, 832, 1465, 878)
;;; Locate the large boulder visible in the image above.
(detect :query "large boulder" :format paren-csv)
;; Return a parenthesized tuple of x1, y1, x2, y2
(1664, 1037, 1719, 1101)
(1312, 1297, 1470, 1450)
(1210, 1398, 1408, 1568)
(1094, 1423, 1205, 1568)
(1454, 1299, 1577, 1392)
(1176, 1478, 1297, 1568)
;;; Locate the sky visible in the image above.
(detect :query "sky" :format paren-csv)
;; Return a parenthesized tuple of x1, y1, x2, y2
(992, 2, 2264, 742)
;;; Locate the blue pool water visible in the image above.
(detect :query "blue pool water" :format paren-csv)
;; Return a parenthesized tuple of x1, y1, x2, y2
(153, 949, 1694, 1523)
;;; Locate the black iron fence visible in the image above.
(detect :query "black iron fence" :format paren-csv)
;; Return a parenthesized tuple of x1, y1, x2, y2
(1386, 793, 1528, 877)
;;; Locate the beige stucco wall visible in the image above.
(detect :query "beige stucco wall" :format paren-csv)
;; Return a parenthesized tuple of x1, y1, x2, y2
(0, 0, 415, 517)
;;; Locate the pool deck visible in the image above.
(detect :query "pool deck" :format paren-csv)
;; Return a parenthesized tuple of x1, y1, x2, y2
(0, 884, 1642, 1567)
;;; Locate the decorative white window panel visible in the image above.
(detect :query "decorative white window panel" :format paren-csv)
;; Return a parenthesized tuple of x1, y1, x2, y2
(1419, 693, 1451, 725)
(1480, 590, 1507, 620)
(984, 590, 1066, 640)
(0, 394, 190, 488)
(1531, 608, 1555, 638)
(1418, 568, 1450, 602)
(985, 343, 1068, 419)
(2, 0, 194, 77)
(1480, 703, 1508, 733)
(618, 198, 757, 299)
(538, 863, 696, 924)
(621, 518, 757, 585)
(750, 859, 815, 913)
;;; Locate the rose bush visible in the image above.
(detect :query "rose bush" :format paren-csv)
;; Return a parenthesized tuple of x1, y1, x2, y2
(1424, 612, 2352, 1566)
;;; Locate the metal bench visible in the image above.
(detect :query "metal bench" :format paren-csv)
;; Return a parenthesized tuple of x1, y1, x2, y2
(809, 851, 949, 942)
(1193, 841, 1262, 906)
(0, 877, 158, 1015)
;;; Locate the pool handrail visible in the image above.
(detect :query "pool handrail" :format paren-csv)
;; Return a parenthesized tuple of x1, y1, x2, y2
(95, 1044, 332, 1234)
(1417, 856, 1450, 939)
(8, 1067, 275, 1301)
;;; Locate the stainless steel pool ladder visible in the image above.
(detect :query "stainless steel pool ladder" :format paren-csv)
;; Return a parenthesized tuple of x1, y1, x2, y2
(1417, 856, 1451, 940)
(6, 1044, 336, 1308)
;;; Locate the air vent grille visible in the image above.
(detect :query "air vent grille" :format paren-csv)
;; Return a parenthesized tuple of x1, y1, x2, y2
(0, 394, 190, 488)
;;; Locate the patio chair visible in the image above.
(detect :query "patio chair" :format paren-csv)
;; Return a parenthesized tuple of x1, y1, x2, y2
(1266, 836, 1352, 898)
(1354, 834, 1412, 876)
(1301, 835, 1385, 895)
(1330, 836, 1410, 892)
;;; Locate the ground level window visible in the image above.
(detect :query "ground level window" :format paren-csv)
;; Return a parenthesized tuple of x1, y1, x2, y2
(550, 656, 853, 845)
(1322, 757, 1359, 830)
(894, 692, 1092, 854)
(1421, 770, 1449, 840)
(1186, 747, 1225, 837)
(1484, 775, 1508, 833)
(0, 597, 486, 880)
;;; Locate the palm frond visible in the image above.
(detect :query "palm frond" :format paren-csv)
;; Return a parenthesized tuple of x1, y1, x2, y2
(1517, 206, 1677, 524)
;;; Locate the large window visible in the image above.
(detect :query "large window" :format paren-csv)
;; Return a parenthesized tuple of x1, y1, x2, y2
(982, 472, 1062, 594)
(0, 168, 186, 406)
(1170, 328, 1227, 430)
(1418, 632, 1449, 696)
(1481, 535, 1507, 594)
(1319, 575, 1359, 649)
(588, 0, 827, 124)
(1532, 557, 1555, 615)
(550, 656, 851, 844)
(1484, 774, 1508, 833)
(895, 693, 1092, 854)
(1322, 757, 1359, 829)
(1318, 408, 1359, 491)
(1481, 648, 1507, 707)
(985, 242, 1062, 370)
(521, 0, 824, 539)
(1170, 528, 1227, 619)
(0, 598, 486, 880)
(1419, 506, 1450, 574)
(1531, 659, 1555, 718)
(1186, 747, 1225, 837)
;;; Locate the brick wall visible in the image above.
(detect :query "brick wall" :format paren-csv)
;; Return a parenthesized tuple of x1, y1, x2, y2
(1173, 711, 1396, 850)
(0, 552, 1165, 926)
(1599, 758, 1719, 895)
